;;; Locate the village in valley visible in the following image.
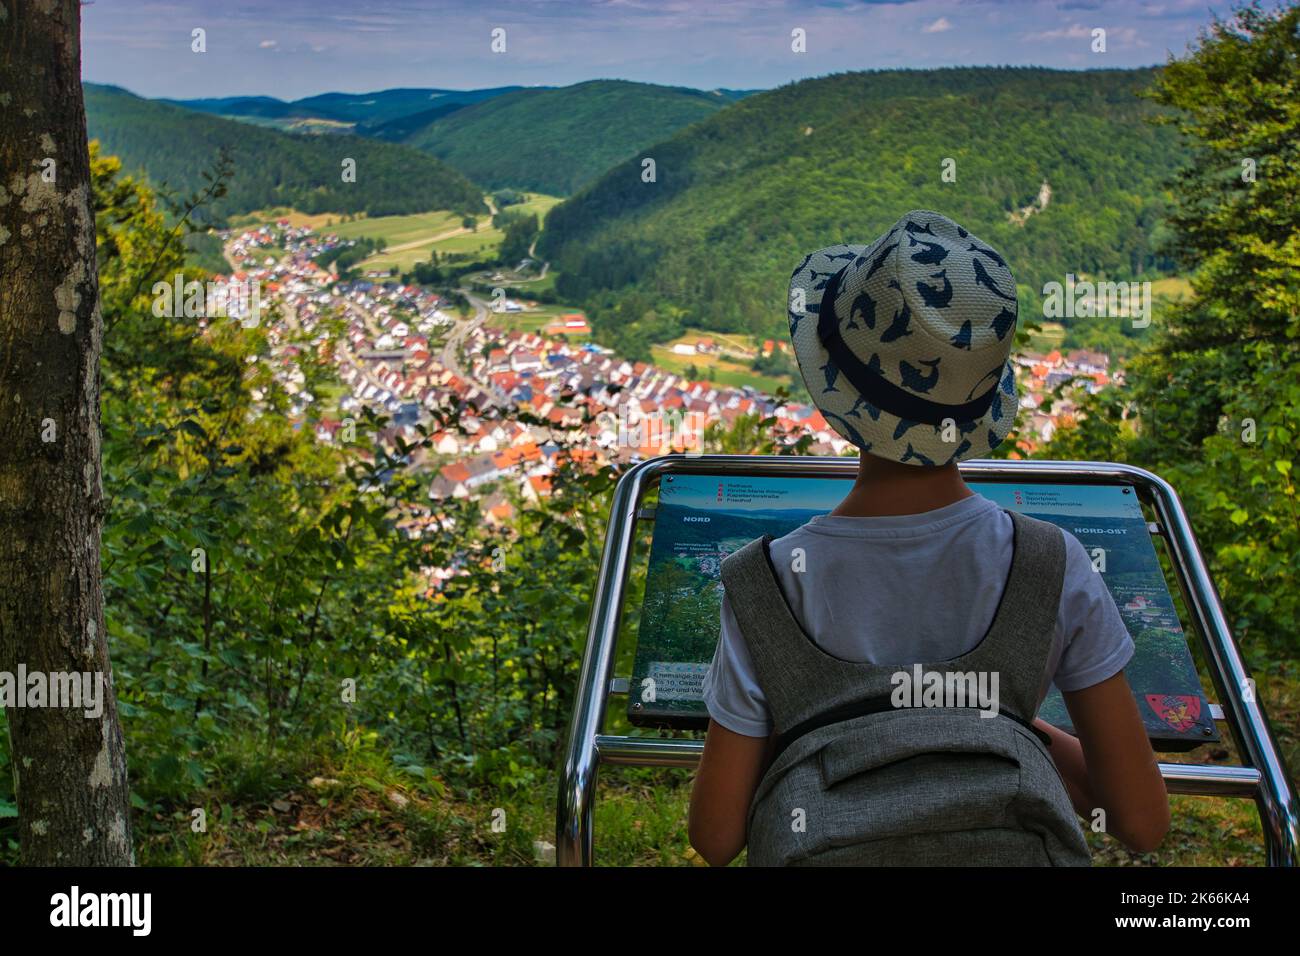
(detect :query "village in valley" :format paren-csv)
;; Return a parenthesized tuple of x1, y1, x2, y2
(220, 219, 1120, 542)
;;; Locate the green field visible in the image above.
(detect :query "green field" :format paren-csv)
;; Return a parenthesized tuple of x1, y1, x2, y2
(349, 193, 562, 272)
(650, 344, 792, 391)
(1027, 320, 1067, 351)
(1151, 276, 1194, 301)
(328, 209, 463, 245)
(228, 195, 563, 274)
(646, 326, 794, 391)
(519, 270, 559, 295)
(480, 302, 590, 337)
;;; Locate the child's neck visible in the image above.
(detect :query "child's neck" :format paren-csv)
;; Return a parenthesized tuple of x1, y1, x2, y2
(830, 455, 974, 518)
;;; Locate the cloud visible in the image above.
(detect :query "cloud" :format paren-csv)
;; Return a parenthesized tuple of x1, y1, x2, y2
(921, 17, 951, 34)
(1023, 22, 1091, 41)
(1022, 21, 1145, 48)
(259, 39, 278, 49)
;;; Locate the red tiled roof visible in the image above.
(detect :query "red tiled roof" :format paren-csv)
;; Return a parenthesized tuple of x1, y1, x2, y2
(440, 462, 471, 483)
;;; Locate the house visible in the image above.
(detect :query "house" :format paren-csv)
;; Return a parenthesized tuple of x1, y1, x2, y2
(314, 419, 343, 443)
(1030, 412, 1055, 442)
(1067, 349, 1110, 372)
(482, 493, 516, 527)
(521, 474, 553, 502)
(463, 455, 502, 489)
(510, 350, 543, 373)
(547, 405, 585, 428)
(436, 462, 473, 498)
(429, 431, 460, 455)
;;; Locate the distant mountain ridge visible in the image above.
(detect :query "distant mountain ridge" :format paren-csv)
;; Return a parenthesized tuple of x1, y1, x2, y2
(85, 84, 487, 222)
(171, 86, 535, 134)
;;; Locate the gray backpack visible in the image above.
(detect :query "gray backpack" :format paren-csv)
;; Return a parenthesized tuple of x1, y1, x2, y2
(719, 509, 1091, 867)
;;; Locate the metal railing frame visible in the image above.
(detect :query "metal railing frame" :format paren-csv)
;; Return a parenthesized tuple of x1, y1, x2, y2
(556, 455, 1299, 866)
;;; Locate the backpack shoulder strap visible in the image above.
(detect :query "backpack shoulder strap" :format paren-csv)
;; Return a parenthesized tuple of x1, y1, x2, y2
(959, 509, 1067, 723)
(719, 511, 1067, 735)
(718, 535, 806, 684)
(720, 535, 884, 732)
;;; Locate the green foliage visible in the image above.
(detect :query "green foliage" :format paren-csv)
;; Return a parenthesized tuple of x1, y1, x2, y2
(1059, 313, 1157, 360)
(182, 231, 230, 274)
(405, 256, 499, 287)
(492, 188, 528, 208)
(704, 388, 819, 457)
(752, 348, 798, 378)
(85, 84, 487, 224)
(0, 146, 619, 862)
(497, 214, 539, 266)
(1044, 2, 1300, 655)
(320, 236, 386, 274)
(403, 80, 737, 195)
(540, 67, 1185, 346)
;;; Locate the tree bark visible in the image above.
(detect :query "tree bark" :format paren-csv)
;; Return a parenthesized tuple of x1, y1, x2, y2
(0, 0, 135, 864)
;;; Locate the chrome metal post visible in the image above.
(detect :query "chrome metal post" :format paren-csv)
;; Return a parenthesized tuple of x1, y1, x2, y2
(1138, 468, 1300, 866)
(555, 457, 656, 865)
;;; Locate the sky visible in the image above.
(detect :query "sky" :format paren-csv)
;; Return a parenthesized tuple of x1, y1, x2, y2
(82, 0, 1223, 101)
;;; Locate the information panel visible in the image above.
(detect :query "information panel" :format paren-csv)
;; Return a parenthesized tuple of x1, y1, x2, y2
(629, 474, 1217, 749)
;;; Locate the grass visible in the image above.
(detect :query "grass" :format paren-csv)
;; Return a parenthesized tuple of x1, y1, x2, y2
(328, 209, 464, 246)
(313, 378, 351, 418)
(650, 326, 797, 391)
(129, 729, 693, 867)
(332, 210, 467, 273)
(1026, 320, 1067, 352)
(124, 659, 1298, 867)
(128, 730, 1288, 867)
(492, 192, 563, 224)
(650, 343, 792, 392)
(482, 303, 591, 337)
(428, 231, 500, 257)
(350, 193, 562, 273)
(134, 728, 539, 867)
(1151, 276, 1194, 301)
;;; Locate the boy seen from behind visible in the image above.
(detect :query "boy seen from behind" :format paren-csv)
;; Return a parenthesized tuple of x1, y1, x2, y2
(688, 210, 1170, 866)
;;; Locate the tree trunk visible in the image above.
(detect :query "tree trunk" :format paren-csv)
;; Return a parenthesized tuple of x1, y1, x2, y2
(0, 0, 135, 865)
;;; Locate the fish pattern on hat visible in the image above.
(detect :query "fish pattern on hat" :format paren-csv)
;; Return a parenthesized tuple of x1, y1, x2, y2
(787, 209, 1020, 465)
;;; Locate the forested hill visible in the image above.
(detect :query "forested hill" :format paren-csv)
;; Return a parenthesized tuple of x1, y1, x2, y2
(539, 67, 1185, 344)
(399, 80, 751, 195)
(84, 84, 488, 222)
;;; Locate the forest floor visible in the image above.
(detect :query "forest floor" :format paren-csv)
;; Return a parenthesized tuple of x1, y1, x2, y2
(128, 661, 1298, 867)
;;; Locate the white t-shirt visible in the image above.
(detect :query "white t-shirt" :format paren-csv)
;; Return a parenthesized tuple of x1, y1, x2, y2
(703, 493, 1135, 738)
